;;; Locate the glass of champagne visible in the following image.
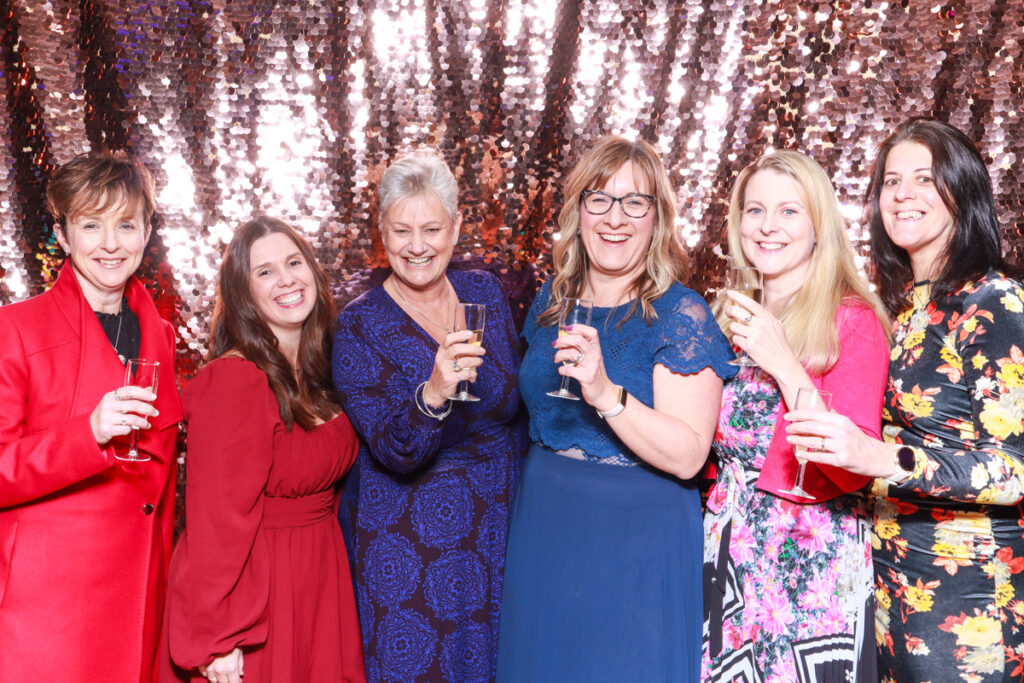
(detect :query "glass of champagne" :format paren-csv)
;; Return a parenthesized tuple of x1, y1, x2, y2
(726, 265, 764, 367)
(449, 303, 486, 402)
(118, 358, 160, 462)
(779, 387, 833, 498)
(547, 298, 594, 401)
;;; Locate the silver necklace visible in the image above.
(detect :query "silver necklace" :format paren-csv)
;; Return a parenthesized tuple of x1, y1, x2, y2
(390, 278, 453, 334)
(112, 300, 126, 364)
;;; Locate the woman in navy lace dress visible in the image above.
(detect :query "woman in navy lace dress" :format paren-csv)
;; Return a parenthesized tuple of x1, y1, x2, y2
(333, 152, 527, 683)
(496, 136, 736, 681)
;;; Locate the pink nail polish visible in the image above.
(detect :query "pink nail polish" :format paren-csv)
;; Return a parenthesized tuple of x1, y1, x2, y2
(565, 325, 574, 332)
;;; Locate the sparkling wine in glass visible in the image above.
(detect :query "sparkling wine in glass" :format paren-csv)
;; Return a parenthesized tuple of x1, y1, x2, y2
(779, 387, 833, 498)
(547, 298, 594, 401)
(726, 265, 764, 367)
(118, 359, 160, 462)
(449, 303, 486, 402)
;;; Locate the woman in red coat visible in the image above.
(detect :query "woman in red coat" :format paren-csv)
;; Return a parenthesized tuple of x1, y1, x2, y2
(161, 217, 365, 683)
(0, 152, 182, 681)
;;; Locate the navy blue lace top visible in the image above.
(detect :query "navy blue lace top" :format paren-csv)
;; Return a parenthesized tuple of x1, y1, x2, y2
(519, 280, 737, 465)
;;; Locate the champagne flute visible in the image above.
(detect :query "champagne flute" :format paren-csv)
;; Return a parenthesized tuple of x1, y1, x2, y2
(726, 265, 764, 367)
(779, 387, 833, 498)
(448, 303, 486, 402)
(547, 298, 594, 400)
(117, 358, 160, 462)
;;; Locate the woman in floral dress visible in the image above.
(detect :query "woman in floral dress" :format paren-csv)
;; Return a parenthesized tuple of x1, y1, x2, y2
(788, 118, 1024, 682)
(703, 150, 890, 683)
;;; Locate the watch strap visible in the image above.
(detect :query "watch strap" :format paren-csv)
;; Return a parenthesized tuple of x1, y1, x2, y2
(596, 385, 627, 419)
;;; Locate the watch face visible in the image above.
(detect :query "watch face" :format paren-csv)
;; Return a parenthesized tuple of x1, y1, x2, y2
(896, 446, 916, 472)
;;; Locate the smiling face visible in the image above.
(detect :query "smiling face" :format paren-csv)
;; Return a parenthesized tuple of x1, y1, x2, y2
(738, 169, 816, 296)
(248, 232, 317, 345)
(55, 199, 151, 313)
(578, 160, 656, 284)
(878, 140, 956, 277)
(382, 192, 460, 293)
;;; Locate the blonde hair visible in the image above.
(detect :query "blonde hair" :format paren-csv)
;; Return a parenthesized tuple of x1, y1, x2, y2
(537, 135, 688, 327)
(714, 150, 890, 375)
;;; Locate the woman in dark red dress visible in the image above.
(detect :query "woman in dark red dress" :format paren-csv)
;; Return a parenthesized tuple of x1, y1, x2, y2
(161, 216, 365, 683)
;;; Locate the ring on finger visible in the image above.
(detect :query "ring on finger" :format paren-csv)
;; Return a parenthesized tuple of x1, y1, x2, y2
(742, 312, 753, 323)
(452, 360, 462, 373)
(121, 414, 127, 426)
(573, 350, 585, 366)
(114, 388, 122, 401)
(819, 436, 826, 451)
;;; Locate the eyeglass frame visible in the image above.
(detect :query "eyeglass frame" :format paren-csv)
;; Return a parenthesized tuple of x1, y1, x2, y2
(579, 189, 656, 218)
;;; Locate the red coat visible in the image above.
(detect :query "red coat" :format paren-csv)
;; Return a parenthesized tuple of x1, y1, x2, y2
(705, 302, 890, 503)
(0, 263, 183, 682)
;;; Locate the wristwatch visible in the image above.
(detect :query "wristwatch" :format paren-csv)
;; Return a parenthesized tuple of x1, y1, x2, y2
(885, 445, 917, 485)
(596, 385, 628, 419)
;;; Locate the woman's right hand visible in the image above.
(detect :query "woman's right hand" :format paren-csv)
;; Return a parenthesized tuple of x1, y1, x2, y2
(89, 385, 159, 446)
(421, 329, 487, 408)
(199, 647, 244, 683)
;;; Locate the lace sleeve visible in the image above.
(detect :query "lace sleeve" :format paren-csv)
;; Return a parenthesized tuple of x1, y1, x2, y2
(654, 289, 738, 380)
(521, 280, 552, 347)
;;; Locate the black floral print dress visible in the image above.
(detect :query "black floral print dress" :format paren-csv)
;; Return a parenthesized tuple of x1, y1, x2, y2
(874, 270, 1024, 682)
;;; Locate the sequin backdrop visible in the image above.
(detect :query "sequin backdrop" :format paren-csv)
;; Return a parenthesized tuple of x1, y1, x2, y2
(3, 0, 1024, 379)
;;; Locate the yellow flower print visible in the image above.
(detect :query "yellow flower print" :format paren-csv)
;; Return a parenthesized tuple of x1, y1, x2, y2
(876, 517, 901, 541)
(1001, 292, 1024, 314)
(904, 584, 934, 612)
(898, 384, 939, 418)
(951, 615, 1001, 648)
(903, 331, 925, 351)
(979, 388, 1024, 441)
(996, 582, 1015, 608)
(876, 587, 892, 611)
(962, 316, 980, 334)
(998, 362, 1024, 389)
(889, 346, 902, 362)
(973, 353, 989, 370)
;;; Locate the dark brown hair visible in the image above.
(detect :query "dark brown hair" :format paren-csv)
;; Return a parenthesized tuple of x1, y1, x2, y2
(867, 117, 1011, 315)
(209, 216, 339, 429)
(46, 150, 157, 226)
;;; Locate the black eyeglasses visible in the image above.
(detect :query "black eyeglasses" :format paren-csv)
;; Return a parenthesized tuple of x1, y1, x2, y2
(580, 190, 656, 218)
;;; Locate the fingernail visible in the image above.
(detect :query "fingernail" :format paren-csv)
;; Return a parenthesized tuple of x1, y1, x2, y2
(565, 325, 574, 331)
(551, 340, 557, 347)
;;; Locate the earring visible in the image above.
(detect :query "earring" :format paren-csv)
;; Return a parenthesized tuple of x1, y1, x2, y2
(577, 228, 581, 238)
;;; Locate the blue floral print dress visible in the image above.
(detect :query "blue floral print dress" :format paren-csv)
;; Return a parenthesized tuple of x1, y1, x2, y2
(333, 270, 527, 683)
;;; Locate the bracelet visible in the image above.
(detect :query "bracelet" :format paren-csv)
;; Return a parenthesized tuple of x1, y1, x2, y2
(596, 385, 628, 420)
(415, 381, 452, 421)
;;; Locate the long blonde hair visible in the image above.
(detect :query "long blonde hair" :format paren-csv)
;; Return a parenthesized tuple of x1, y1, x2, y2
(714, 150, 890, 375)
(537, 135, 689, 327)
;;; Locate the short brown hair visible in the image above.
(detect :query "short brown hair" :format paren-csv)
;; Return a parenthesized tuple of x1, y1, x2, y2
(46, 151, 157, 226)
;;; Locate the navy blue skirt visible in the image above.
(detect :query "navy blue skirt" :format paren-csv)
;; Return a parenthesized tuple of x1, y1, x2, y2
(496, 445, 703, 682)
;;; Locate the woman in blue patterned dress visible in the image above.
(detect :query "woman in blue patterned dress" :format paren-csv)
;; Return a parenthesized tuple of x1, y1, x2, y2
(495, 135, 736, 681)
(332, 152, 527, 683)
(787, 118, 1024, 682)
(702, 151, 890, 683)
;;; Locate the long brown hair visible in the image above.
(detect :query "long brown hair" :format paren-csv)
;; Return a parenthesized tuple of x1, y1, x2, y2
(209, 216, 339, 429)
(537, 135, 689, 328)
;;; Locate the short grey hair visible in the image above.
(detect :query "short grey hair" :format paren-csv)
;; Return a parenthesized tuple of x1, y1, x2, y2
(378, 151, 459, 221)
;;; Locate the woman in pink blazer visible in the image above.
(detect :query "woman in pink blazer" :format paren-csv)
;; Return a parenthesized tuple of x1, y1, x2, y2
(0, 151, 182, 682)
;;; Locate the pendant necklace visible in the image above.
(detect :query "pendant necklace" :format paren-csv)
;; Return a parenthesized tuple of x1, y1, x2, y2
(112, 302, 126, 364)
(390, 278, 454, 334)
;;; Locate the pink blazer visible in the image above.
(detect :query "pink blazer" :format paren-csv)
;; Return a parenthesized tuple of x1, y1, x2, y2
(707, 302, 889, 503)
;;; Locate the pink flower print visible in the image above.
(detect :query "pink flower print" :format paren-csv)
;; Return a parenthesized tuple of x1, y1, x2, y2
(731, 519, 757, 564)
(756, 584, 796, 636)
(792, 505, 836, 554)
(798, 572, 834, 612)
(766, 654, 798, 683)
(818, 597, 848, 634)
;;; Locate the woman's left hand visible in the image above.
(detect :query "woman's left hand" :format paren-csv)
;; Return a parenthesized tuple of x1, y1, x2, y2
(784, 408, 896, 478)
(725, 291, 801, 379)
(553, 323, 620, 410)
